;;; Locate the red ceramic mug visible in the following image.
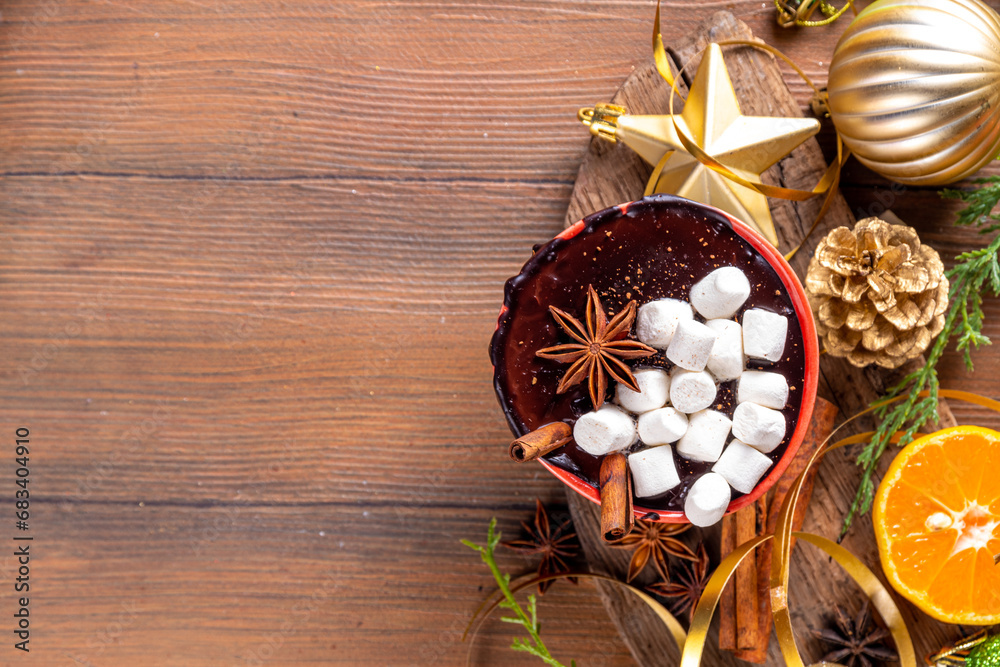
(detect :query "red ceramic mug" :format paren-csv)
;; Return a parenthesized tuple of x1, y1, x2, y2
(490, 195, 819, 523)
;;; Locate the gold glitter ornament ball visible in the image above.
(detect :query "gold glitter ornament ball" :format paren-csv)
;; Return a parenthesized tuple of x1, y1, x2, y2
(805, 217, 948, 369)
(826, 0, 1000, 186)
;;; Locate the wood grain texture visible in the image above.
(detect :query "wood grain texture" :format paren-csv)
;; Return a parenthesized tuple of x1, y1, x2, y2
(1, 0, 999, 664)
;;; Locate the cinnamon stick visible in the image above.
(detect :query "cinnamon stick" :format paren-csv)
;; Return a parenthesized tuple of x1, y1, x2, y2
(730, 396, 839, 663)
(509, 422, 572, 462)
(718, 512, 738, 651)
(735, 505, 760, 650)
(719, 500, 766, 653)
(599, 453, 634, 542)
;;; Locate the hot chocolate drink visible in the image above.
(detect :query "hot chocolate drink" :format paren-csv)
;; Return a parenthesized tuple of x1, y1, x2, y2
(491, 195, 816, 525)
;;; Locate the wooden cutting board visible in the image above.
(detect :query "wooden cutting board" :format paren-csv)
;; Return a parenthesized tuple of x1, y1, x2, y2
(562, 11, 964, 666)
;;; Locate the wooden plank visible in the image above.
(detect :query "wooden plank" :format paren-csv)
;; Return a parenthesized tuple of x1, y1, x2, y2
(564, 11, 961, 665)
(2, 0, 999, 663)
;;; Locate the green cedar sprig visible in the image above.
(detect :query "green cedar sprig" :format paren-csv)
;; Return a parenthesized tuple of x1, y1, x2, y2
(943, 175, 1000, 232)
(462, 519, 576, 667)
(842, 180, 1000, 536)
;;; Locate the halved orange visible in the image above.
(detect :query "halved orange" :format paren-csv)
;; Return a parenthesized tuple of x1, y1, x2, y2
(873, 425, 1000, 625)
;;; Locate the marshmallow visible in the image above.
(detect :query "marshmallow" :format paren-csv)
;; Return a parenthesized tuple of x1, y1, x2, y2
(690, 267, 751, 319)
(684, 472, 732, 527)
(713, 439, 774, 493)
(616, 368, 670, 414)
(742, 309, 788, 362)
(737, 371, 789, 410)
(731, 402, 786, 453)
(669, 369, 717, 414)
(676, 409, 732, 463)
(666, 320, 718, 372)
(637, 407, 688, 445)
(636, 298, 694, 349)
(573, 405, 637, 456)
(705, 319, 744, 381)
(628, 446, 681, 497)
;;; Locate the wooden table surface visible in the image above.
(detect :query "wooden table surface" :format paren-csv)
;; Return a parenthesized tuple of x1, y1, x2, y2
(3, 1, 1000, 664)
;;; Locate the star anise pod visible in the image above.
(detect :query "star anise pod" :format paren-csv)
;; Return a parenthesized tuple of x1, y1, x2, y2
(646, 542, 711, 622)
(535, 285, 656, 409)
(610, 518, 698, 583)
(812, 603, 898, 667)
(501, 499, 580, 595)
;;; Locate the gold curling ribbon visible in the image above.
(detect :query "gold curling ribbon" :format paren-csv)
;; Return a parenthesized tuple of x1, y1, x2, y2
(652, 0, 676, 89)
(648, 2, 852, 260)
(775, 0, 857, 28)
(681, 388, 1000, 666)
(466, 390, 1000, 665)
(463, 571, 686, 665)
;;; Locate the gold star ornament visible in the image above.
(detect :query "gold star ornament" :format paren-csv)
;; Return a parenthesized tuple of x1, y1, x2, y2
(580, 44, 820, 246)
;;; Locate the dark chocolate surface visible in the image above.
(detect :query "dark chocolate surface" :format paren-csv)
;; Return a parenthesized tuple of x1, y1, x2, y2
(490, 195, 806, 511)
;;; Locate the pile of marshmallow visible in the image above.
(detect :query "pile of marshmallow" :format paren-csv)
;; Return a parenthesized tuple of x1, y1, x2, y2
(570, 267, 790, 527)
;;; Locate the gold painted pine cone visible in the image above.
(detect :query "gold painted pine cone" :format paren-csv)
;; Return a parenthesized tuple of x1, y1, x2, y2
(805, 217, 948, 369)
